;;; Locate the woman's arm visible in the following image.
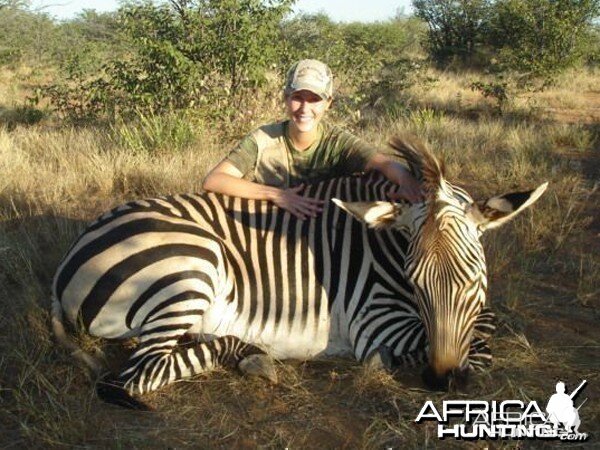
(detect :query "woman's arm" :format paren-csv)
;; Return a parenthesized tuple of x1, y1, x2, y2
(202, 160, 278, 200)
(366, 153, 424, 203)
(202, 160, 323, 219)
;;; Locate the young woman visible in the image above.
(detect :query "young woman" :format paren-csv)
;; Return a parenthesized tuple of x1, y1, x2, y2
(202, 59, 423, 219)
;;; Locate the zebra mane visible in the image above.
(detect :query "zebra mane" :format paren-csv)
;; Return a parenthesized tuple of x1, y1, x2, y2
(388, 135, 445, 198)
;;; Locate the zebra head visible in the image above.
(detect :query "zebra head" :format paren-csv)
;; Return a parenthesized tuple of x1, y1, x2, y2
(333, 136, 547, 390)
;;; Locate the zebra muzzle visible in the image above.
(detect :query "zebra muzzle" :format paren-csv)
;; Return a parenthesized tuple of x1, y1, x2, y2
(422, 365, 470, 392)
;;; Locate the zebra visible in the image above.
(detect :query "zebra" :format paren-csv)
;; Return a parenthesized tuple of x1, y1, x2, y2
(51, 136, 547, 409)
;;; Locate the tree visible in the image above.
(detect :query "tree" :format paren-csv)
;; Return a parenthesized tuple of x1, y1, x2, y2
(42, 0, 294, 119)
(0, 0, 29, 9)
(0, 0, 56, 65)
(412, 0, 492, 64)
(488, 0, 600, 77)
(198, 0, 293, 98)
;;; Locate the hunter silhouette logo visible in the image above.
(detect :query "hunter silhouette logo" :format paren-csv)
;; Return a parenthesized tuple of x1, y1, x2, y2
(415, 379, 589, 441)
(546, 380, 587, 435)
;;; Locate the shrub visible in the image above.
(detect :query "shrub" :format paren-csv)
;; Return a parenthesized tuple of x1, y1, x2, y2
(0, 104, 45, 129)
(470, 79, 510, 113)
(488, 0, 600, 78)
(41, 0, 292, 121)
(51, 10, 123, 72)
(0, 1, 57, 66)
(414, 0, 600, 79)
(281, 15, 424, 119)
(282, 15, 417, 83)
(581, 23, 600, 66)
(412, 0, 492, 64)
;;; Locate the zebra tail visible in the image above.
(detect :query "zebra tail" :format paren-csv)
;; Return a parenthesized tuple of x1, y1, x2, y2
(51, 295, 104, 376)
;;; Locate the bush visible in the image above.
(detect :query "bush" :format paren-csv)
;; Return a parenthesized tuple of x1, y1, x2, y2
(414, 0, 600, 79)
(489, 0, 600, 78)
(281, 14, 425, 120)
(413, 0, 492, 64)
(586, 25, 600, 66)
(51, 10, 123, 72)
(0, 1, 57, 66)
(41, 0, 292, 121)
(0, 104, 45, 129)
(282, 14, 417, 87)
(470, 79, 510, 113)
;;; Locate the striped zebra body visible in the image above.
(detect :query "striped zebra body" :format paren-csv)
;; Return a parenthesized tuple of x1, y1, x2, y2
(52, 136, 547, 407)
(53, 174, 425, 402)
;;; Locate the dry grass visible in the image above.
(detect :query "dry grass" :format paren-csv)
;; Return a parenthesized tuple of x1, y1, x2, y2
(1, 64, 599, 448)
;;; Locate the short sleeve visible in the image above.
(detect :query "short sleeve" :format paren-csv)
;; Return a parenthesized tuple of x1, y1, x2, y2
(225, 134, 259, 176)
(335, 129, 378, 174)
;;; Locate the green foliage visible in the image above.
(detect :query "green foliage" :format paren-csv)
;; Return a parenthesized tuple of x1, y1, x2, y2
(41, 71, 115, 121)
(282, 14, 419, 87)
(0, 2, 57, 66)
(280, 14, 342, 69)
(0, 3, 120, 68)
(200, 0, 293, 97)
(489, 0, 600, 78)
(52, 10, 122, 72)
(586, 25, 600, 65)
(408, 107, 445, 130)
(41, 0, 292, 120)
(281, 14, 425, 121)
(110, 2, 206, 113)
(413, 0, 492, 64)
(359, 57, 426, 110)
(0, 104, 45, 129)
(414, 0, 600, 79)
(0, 0, 30, 8)
(470, 79, 510, 113)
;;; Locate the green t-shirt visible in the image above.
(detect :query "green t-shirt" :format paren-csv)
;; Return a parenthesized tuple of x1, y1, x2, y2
(226, 120, 378, 187)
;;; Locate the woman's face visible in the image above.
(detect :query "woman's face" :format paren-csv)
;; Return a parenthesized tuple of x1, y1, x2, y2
(285, 90, 331, 134)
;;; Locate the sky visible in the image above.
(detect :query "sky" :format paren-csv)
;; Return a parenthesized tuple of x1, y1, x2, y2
(32, 0, 414, 23)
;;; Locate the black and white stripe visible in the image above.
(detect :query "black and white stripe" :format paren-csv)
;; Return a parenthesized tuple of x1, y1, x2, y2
(52, 174, 427, 400)
(52, 137, 546, 405)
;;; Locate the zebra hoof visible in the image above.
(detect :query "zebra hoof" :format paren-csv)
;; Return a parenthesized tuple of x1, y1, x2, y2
(238, 354, 278, 384)
(366, 345, 395, 372)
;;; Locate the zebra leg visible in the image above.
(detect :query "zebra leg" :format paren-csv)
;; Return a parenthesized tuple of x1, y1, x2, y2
(178, 333, 277, 383)
(468, 338, 492, 371)
(365, 345, 396, 371)
(97, 335, 273, 409)
(473, 307, 497, 340)
(366, 344, 428, 372)
(360, 314, 429, 372)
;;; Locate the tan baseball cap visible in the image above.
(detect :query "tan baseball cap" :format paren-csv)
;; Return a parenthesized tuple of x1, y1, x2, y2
(284, 59, 333, 100)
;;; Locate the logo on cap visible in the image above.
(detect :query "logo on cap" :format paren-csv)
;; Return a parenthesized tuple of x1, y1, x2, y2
(285, 59, 333, 100)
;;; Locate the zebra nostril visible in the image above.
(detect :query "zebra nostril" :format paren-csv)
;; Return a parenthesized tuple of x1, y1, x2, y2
(421, 365, 450, 391)
(422, 365, 471, 392)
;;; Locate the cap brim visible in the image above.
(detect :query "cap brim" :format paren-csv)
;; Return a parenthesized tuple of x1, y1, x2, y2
(287, 82, 330, 100)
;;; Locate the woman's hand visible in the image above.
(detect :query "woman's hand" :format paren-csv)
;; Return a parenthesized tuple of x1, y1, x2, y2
(202, 161, 323, 219)
(366, 154, 425, 204)
(270, 184, 324, 220)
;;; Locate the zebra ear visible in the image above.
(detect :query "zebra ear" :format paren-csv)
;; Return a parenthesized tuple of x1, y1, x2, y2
(332, 199, 410, 229)
(469, 182, 548, 232)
